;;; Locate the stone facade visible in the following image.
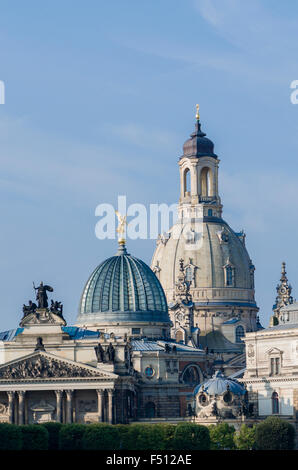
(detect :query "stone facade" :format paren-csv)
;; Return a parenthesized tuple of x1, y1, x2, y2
(243, 322, 298, 424)
(0, 299, 211, 425)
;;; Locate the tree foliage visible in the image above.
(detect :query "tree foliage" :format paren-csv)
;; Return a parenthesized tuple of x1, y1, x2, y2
(234, 424, 256, 450)
(209, 423, 236, 450)
(255, 417, 296, 450)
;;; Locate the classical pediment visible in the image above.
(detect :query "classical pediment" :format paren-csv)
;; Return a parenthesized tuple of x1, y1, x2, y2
(0, 351, 117, 381)
(266, 347, 283, 356)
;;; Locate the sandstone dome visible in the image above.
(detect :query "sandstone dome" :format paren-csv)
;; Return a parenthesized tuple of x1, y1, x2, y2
(151, 218, 256, 308)
(150, 112, 258, 344)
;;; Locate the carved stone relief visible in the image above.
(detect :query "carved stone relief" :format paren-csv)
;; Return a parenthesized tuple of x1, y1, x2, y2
(0, 354, 99, 379)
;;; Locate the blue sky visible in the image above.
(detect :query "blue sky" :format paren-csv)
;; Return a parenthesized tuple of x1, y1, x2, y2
(1, 0, 298, 330)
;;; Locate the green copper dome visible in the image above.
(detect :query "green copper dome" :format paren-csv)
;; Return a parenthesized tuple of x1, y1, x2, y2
(77, 244, 170, 324)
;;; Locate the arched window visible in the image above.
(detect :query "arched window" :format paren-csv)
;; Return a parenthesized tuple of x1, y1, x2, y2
(184, 168, 190, 196)
(200, 167, 212, 197)
(145, 401, 156, 418)
(182, 366, 199, 385)
(272, 392, 279, 414)
(235, 325, 245, 343)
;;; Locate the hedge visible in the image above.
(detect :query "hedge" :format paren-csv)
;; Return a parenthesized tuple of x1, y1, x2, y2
(121, 423, 176, 450)
(82, 423, 122, 450)
(41, 422, 63, 450)
(21, 424, 49, 450)
(59, 423, 86, 450)
(0, 418, 295, 450)
(0, 423, 23, 450)
(172, 423, 210, 450)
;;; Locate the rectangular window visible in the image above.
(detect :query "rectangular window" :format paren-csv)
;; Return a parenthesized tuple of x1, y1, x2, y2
(270, 357, 280, 375)
(270, 358, 275, 375)
(275, 358, 280, 375)
(226, 266, 233, 286)
(132, 328, 141, 335)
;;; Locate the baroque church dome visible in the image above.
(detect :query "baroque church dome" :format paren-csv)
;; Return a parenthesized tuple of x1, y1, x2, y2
(151, 108, 258, 350)
(152, 219, 256, 306)
(77, 243, 170, 330)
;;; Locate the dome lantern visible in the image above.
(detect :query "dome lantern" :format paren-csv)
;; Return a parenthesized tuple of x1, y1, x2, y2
(182, 106, 217, 159)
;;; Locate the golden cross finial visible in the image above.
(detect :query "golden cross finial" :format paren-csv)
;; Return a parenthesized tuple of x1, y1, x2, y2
(196, 104, 200, 120)
(115, 210, 127, 244)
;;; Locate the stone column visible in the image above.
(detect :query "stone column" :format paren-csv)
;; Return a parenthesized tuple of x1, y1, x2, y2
(17, 391, 25, 425)
(190, 162, 198, 197)
(55, 390, 63, 423)
(96, 389, 104, 422)
(7, 391, 14, 424)
(107, 390, 113, 424)
(65, 390, 73, 424)
(180, 166, 185, 200)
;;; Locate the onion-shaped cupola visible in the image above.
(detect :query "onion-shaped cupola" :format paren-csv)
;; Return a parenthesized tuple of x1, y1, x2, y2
(182, 104, 217, 159)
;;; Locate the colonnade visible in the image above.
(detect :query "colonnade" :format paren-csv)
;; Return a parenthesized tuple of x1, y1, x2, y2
(3, 388, 115, 425)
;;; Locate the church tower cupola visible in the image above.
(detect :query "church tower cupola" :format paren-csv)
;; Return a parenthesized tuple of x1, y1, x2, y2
(179, 105, 222, 219)
(273, 262, 293, 321)
(182, 105, 217, 159)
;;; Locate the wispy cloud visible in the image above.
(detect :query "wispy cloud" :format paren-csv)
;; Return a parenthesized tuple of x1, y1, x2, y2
(103, 122, 178, 150)
(221, 168, 298, 233)
(0, 115, 178, 208)
(194, 0, 298, 54)
(109, 0, 298, 87)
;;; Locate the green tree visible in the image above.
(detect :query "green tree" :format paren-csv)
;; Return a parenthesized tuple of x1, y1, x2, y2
(234, 424, 256, 450)
(172, 423, 210, 450)
(209, 423, 236, 450)
(255, 416, 296, 450)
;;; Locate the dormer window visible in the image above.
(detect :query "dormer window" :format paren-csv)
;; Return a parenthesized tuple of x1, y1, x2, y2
(235, 325, 245, 343)
(224, 264, 235, 287)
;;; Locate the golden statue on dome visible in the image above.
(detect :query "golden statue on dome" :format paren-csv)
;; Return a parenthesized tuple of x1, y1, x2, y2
(115, 210, 127, 244)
